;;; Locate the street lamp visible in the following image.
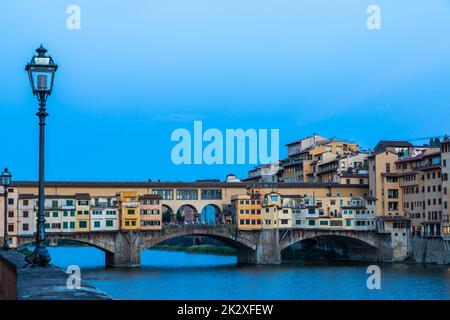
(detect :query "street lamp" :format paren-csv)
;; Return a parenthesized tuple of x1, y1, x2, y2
(1, 168, 12, 251)
(25, 45, 58, 267)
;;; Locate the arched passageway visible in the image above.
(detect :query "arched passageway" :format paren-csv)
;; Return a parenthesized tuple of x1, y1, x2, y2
(162, 205, 174, 223)
(200, 204, 221, 224)
(176, 204, 200, 224)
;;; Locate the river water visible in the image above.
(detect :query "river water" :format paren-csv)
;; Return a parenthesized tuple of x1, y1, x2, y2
(48, 247, 450, 300)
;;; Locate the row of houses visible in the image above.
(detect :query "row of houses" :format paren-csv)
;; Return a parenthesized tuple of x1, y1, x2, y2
(1, 134, 449, 247)
(231, 191, 376, 231)
(2, 191, 163, 246)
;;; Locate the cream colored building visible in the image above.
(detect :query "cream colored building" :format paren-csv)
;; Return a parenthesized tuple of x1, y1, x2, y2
(281, 135, 360, 183)
(441, 139, 450, 239)
(90, 196, 119, 231)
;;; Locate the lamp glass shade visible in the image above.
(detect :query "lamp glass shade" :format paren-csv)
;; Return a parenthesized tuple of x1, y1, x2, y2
(1, 169, 12, 187)
(25, 46, 58, 95)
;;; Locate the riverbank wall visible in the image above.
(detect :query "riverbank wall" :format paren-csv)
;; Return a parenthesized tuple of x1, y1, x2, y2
(411, 237, 450, 265)
(0, 250, 112, 300)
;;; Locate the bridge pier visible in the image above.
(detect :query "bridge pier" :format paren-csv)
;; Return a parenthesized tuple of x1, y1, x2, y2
(238, 230, 281, 264)
(105, 231, 143, 268)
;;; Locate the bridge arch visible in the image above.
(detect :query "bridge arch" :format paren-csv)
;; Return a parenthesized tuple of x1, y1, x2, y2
(280, 229, 380, 260)
(142, 226, 257, 254)
(17, 233, 116, 254)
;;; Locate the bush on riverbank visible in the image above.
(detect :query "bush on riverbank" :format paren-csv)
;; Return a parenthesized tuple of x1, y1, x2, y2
(153, 245, 237, 256)
(15, 247, 32, 256)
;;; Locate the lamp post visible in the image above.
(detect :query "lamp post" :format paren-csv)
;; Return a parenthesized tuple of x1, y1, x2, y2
(1, 168, 12, 251)
(25, 45, 58, 267)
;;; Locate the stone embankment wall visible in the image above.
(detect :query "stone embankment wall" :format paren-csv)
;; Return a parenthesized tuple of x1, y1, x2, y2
(0, 250, 112, 300)
(411, 237, 450, 265)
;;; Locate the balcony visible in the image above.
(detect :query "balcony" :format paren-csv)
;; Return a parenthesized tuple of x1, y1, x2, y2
(122, 202, 139, 208)
(92, 203, 116, 209)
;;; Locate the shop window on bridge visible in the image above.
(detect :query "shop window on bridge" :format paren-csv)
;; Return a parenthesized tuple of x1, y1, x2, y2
(176, 189, 198, 200)
(152, 189, 173, 200)
(106, 220, 113, 227)
(308, 220, 315, 226)
(201, 189, 222, 200)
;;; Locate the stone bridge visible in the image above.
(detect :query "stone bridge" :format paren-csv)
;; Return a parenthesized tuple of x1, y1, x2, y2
(17, 226, 405, 267)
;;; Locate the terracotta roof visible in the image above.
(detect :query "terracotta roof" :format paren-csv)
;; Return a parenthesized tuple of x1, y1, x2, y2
(419, 165, 441, 171)
(12, 180, 368, 189)
(45, 195, 76, 199)
(374, 140, 413, 151)
(377, 216, 410, 222)
(139, 194, 163, 200)
(75, 193, 91, 200)
(281, 194, 305, 198)
(396, 151, 441, 163)
(367, 150, 397, 159)
(18, 194, 36, 199)
(381, 172, 412, 177)
(339, 173, 368, 178)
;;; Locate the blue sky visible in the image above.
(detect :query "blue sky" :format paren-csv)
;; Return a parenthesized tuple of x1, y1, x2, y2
(1, 0, 450, 182)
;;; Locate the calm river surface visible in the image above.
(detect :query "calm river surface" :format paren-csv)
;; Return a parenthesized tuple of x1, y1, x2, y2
(47, 247, 450, 300)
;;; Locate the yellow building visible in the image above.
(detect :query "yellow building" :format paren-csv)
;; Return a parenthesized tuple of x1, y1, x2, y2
(75, 193, 91, 232)
(231, 193, 262, 230)
(118, 191, 140, 230)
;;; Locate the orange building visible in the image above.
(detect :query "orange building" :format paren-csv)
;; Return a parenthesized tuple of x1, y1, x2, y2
(139, 194, 163, 230)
